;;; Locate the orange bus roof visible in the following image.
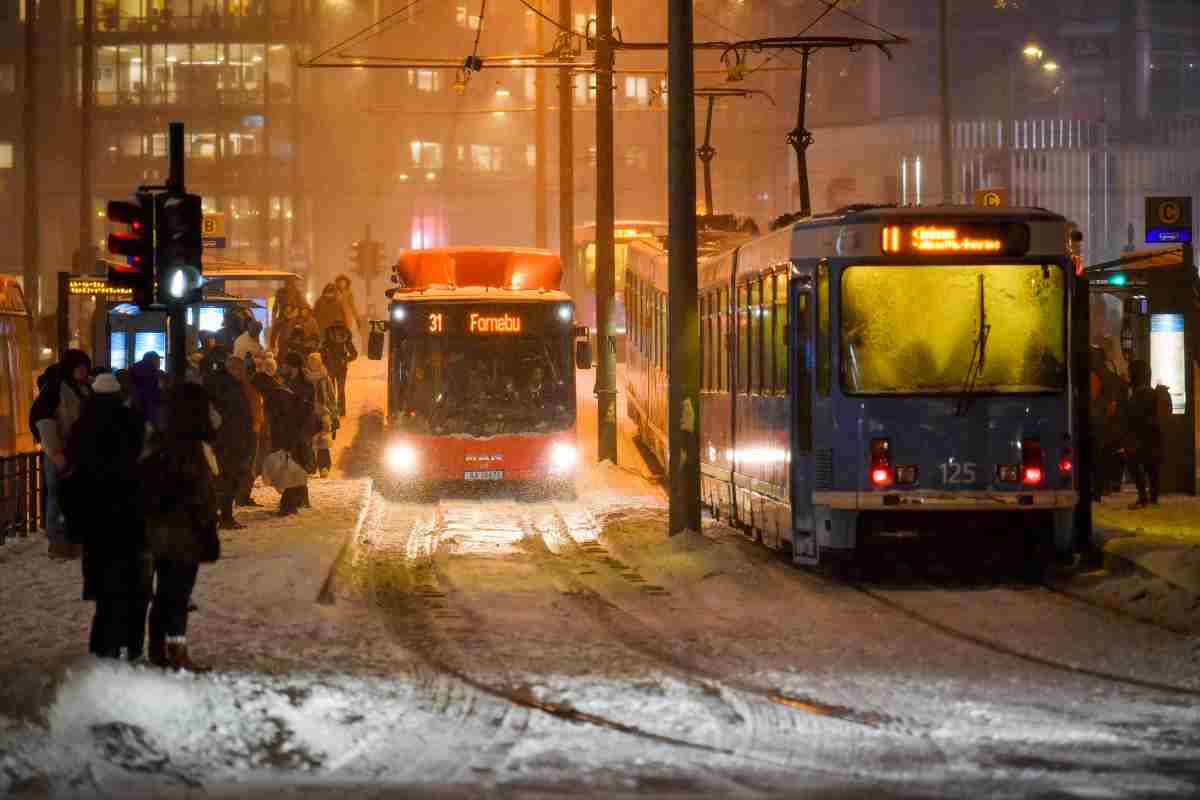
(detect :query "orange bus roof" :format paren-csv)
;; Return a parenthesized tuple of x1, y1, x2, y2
(395, 247, 563, 291)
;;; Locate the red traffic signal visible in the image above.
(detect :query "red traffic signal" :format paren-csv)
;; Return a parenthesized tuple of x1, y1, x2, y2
(106, 198, 153, 270)
(106, 194, 154, 307)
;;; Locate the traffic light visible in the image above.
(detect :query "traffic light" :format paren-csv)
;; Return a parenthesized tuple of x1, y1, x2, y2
(154, 191, 203, 306)
(350, 240, 383, 277)
(1107, 273, 1128, 286)
(106, 193, 154, 308)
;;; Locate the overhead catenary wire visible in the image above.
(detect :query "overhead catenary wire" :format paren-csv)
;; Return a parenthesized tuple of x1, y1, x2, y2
(515, 0, 588, 42)
(304, 0, 432, 66)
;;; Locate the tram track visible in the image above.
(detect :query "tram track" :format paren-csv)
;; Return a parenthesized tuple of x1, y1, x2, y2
(537, 502, 924, 736)
(347, 491, 950, 781)
(844, 580, 1200, 700)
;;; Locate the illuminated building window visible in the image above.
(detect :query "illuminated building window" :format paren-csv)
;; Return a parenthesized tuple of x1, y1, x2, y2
(409, 140, 443, 168)
(469, 144, 503, 172)
(625, 76, 649, 105)
(623, 145, 647, 170)
(574, 73, 596, 105)
(408, 69, 440, 93)
(0, 142, 12, 169)
(456, 4, 481, 29)
(524, 69, 535, 101)
(0, 64, 14, 94)
(526, 143, 536, 168)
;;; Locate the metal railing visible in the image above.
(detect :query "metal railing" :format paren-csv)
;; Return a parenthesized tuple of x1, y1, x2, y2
(0, 452, 44, 545)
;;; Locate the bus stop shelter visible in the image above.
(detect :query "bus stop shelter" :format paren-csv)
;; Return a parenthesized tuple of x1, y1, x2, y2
(1086, 244, 1199, 494)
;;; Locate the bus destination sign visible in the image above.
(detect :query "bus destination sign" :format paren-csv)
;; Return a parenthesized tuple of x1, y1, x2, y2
(881, 223, 1030, 256)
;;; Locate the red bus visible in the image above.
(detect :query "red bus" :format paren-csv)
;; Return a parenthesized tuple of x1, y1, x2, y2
(369, 247, 590, 493)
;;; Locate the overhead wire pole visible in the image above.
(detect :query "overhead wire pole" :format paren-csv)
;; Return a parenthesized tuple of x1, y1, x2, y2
(594, 0, 618, 464)
(534, 0, 547, 248)
(558, 0, 575, 298)
(939, 0, 953, 203)
(22, 0, 40, 356)
(80, 0, 95, 277)
(668, 0, 700, 536)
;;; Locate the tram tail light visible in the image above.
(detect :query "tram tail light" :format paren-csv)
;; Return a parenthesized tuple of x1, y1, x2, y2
(869, 438, 893, 487)
(1059, 446, 1073, 475)
(1021, 438, 1044, 485)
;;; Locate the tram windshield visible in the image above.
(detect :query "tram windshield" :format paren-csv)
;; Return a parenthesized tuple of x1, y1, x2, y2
(391, 334, 575, 436)
(840, 263, 1065, 395)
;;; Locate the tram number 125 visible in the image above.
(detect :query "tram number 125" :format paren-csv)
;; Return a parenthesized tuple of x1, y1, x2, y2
(428, 313, 444, 334)
(939, 461, 978, 485)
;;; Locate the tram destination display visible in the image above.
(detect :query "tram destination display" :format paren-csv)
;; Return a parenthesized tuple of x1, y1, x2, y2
(881, 222, 1031, 256)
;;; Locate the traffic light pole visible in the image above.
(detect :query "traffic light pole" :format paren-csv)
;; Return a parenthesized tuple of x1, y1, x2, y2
(667, 0, 700, 536)
(167, 122, 188, 379)
(594, 0, 618, 464)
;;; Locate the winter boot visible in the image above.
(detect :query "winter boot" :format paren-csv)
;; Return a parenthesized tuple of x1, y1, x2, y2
(300, 486, 312, 508)
(218, 516, 247, 531)
(165, 636, 211, 673)
(147, 639, 169, 668)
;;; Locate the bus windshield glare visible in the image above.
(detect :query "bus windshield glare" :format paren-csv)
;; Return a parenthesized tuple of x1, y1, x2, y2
(840, 264, 1065, 395)
(391, 334, 575, 436)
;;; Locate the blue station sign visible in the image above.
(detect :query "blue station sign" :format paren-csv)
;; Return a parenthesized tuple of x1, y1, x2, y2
(1145, 196, 1192, 244)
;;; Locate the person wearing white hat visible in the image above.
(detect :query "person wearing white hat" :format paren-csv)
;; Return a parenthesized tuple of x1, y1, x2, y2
(61, 368, 150, 660)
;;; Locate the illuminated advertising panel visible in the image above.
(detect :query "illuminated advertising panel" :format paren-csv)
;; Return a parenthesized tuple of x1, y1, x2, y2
(109, 332, 128, 370)
(1150, 313, 1187, 414)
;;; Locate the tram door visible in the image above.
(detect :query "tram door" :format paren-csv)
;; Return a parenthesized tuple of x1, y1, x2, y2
(790, 276, 816, 557)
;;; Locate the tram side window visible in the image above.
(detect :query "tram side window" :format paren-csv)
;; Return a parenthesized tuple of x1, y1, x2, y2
(737, 284, 749, 394)
(704, 293, 714, 391)
(699, 294, 708, 390)
(796, 293, 812, 450)
(718, 287, 729, 392)
(816, 261, 830, 398)
(773, 274, 788, 394)
(760, 278, 773, 394)
(660, 293, 667, 370)
(631, 276, 640, 353)
(750, 280, 762, 394)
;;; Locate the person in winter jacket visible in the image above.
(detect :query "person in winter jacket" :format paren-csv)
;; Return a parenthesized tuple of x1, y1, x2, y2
(281, 352, 317, 505)
(234, 319, 265, 366)
(304, 352, 339, 478)
(230, 356, 265, 507)
(260, 361, 308, 515)
(141, 382, 221, 672)
(320, 320, 358, 417)
(1125, 359, 1164, 510)
(335, 274, 362, 339)
(270, 304, 299, 356)
(272, 278, 305, 320)
(128, 351, 164, 431)
(295, 305, 321, 351)
(203, 347, 255, 530)
(63, 372, 149, 659)
(313, 283, 347, 339)
(30, 349, 93, 560)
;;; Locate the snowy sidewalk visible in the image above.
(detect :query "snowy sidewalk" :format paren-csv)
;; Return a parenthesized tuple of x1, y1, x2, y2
(1049, 493, 1200, 633)
(0, 478, 395, 722)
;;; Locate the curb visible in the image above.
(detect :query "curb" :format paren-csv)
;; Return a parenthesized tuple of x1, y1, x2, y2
(1094, 525, 1200, 598)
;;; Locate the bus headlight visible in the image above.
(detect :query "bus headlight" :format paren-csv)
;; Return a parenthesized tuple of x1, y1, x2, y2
(549, 442, 577, 472)
(386, 443, 418, 472)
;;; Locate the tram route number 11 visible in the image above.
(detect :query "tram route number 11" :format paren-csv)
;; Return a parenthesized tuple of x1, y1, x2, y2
(939, 461, 978, 485)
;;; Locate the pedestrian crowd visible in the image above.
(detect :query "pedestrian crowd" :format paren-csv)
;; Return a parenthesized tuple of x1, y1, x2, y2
(1089, 341, 1171, 510)
(27, 275, 359, 671)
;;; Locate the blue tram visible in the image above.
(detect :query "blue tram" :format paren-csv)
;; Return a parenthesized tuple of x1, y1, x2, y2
(625, 206, 1082, 568)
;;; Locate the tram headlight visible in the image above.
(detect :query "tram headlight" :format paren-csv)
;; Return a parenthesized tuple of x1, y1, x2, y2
(549, 442, 577, 472)
(391, 305, 407, 322)
(386, 443, 418, 473)
(557, 304, 572, 322)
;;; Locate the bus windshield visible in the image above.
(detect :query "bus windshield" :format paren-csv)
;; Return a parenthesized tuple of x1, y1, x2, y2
(391, 334, 575, 436)
(840, 263, 1065, 395)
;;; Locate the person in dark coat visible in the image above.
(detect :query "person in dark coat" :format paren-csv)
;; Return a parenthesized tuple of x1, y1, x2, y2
(30, 349, 93, 560)
(321, 320, 358, 417)
(260, 360, 309, 515)
(141, 382, 221, 671)
(282, 351, 317, 506)
(203, 347, 255, 530)
(313, 283, 346, 339)
(1125, 359, 1164, 509)
(128, 351, 164, 431)
(63, 372, 149, 659)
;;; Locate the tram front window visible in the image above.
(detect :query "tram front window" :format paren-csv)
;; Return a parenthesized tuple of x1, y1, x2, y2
(392, 335, 574, 435)
(840, 264, 1065, 395)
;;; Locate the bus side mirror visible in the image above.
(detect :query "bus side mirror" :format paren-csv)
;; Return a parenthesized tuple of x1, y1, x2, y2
(367, 321, 386, 361)
(575, 339, 593, 370)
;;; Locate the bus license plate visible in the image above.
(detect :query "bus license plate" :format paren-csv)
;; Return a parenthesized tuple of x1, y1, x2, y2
(464, 470, 504, 481)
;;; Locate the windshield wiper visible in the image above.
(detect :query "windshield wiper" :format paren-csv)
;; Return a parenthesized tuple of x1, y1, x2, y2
(955, 274, 991, 416)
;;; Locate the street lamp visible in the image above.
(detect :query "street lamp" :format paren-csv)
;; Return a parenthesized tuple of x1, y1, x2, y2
(1042, 60, 1059, 73)
(1022, 43, 1043, 60)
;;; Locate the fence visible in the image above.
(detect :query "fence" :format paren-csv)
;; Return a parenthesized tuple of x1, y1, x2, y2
(1, 452, 44, 545)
